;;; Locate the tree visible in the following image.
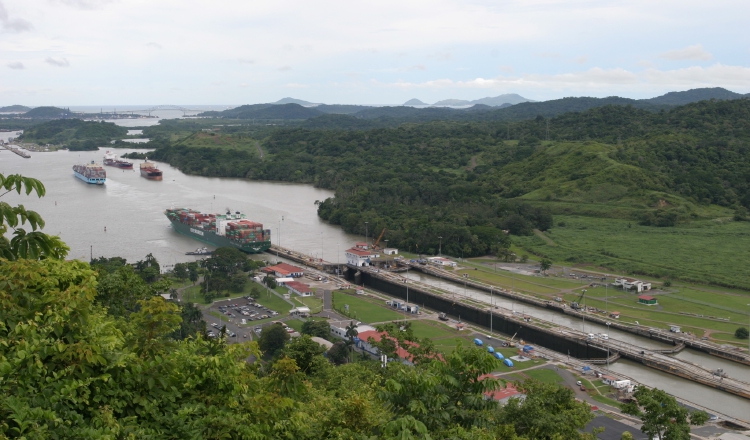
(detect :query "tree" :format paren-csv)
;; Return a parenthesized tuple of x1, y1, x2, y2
(173, 262, 189, 282)
(520, 254, 529, 263)
(96, 264, 167, 317)
(248, 284, 262, 300)
(281, 335, 329, 375)
(0, 173, 69, 260)
(327, 341, 349, 365)
(188, 262, 199, 285)
(621, 431, 634, 440)
(499, 380, 595, 439)
(622, 387, 708, 440)
(301, 319, 331, 339)
(134, 253, 161, 283)
(264, 275, 277, 289)
(540, 258, 552, 273)
(130, 296, 183, 355)
(259, 323, 290, 356)
(735, 327, 749, 339)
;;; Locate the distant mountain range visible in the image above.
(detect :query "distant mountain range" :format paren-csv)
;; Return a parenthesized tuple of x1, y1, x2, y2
(427, 94, 535, 107)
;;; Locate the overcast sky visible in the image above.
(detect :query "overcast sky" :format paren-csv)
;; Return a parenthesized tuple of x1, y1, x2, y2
(1, 0, 748, 105)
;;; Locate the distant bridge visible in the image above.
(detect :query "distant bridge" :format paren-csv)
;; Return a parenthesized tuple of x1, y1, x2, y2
(76, 105, 208, 117)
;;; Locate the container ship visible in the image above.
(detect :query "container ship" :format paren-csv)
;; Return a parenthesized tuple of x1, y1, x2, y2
(103, 151, 134, 169)
(165, 208, 272, 253)
(73, 161, 106, 185)
(140, 159, 163, 180)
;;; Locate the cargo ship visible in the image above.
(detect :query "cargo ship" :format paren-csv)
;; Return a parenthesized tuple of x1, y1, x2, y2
(165, 208, 272, 253)
(140, 159, 163, 180)
(103, 151, 133, 169)
(73, 161, 106, 184)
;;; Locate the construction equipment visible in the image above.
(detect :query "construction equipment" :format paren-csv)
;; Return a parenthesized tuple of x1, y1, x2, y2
(373, 228, 386, 249)
(571, 289, 586, 310)
(508, 327, 522, 347)
(438, 312, 449, 321)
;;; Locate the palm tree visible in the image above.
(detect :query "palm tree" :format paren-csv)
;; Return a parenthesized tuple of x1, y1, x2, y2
(345, 321, 359, 362)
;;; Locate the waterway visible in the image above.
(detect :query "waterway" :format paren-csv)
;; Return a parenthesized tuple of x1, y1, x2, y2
(2, 147, 360, 267)
(608, 359, 750, 421)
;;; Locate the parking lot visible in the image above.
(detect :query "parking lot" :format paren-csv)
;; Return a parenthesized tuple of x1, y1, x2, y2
(205, 295, 284, 339)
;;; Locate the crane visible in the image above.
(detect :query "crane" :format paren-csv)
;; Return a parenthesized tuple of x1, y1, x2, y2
(508, 326, 522, 347)
(571, 289, 586, 311)
(372, 228, 386, 249)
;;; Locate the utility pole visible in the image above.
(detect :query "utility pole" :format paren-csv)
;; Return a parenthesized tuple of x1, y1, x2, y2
(490, 285, 493, 336)
(438, 236, 442, 256)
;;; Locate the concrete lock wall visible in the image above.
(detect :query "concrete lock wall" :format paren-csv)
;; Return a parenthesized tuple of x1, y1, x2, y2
(348, 270, 608, 360)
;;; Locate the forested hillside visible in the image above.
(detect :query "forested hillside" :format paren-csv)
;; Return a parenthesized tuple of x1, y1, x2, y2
(18, 118, 128, 150)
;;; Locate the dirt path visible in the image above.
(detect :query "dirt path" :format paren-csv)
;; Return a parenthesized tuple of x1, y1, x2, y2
(533, 229, 556, 246)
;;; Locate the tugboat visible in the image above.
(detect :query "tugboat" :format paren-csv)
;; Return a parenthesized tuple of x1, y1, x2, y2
(185, 247, 213, 256)
(103, 151, 134, 169)
(140, 159, 163, 180)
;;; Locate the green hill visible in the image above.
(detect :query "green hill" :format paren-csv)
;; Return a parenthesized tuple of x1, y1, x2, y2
(199, 103, 322, 119)
(23, 106, 73, 118)
(0, 104, 31, 112)
(19, 118, 127, 150)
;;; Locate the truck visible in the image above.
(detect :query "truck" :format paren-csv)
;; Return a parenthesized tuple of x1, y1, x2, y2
(438, 313, 449, 321)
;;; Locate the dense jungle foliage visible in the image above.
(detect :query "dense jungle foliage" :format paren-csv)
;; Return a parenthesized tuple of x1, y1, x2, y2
(18, 118, 127, 150)
(147, 99, 750, 258)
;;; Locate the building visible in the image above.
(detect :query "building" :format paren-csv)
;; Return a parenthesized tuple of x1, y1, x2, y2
(614, 277, 652, 293)
(345, 246, 380, 267)
(310, 336, 334, 350)
(275, 277, 294, 286)
(355, 330, 416, 364)
(329, 321, 376, 339)
(637, 295, 658, 305)
(265, 263, 304, 278)
(480, 375, 526, 404)
(669, 325, 681, 333)
(609, 311, 621, 319)
(386, 300, 419, 314)
(285, 280, 313, 296)
(383, 248, 399, 255)
(427, 256, 457, 267)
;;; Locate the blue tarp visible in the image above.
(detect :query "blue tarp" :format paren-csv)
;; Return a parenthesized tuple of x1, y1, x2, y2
(473, 338, 483, 346)
(487, 346, 495, 353)
(582, 366, 592, 372)
(494, 352, 505, 360)
(522, 345, 534, 352)
(503, 359, 514, 367)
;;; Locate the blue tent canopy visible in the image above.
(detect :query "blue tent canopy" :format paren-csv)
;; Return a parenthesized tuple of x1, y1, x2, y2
(473, 338, 483, 346)
(487, 346, 495, 353)
(494, 352, 505, 360)
(503, 359, 514, 367)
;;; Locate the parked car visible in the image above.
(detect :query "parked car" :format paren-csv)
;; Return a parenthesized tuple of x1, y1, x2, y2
(576, 381, 582, 386)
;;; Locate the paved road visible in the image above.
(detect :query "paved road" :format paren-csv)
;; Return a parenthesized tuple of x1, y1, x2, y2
(585, 416, 647, 440)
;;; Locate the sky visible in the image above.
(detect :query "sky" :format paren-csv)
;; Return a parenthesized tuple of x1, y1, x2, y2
(1, 0, 749, 106)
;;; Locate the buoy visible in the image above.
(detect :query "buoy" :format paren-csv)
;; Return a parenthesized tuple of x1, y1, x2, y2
(104, 226, 107, 232)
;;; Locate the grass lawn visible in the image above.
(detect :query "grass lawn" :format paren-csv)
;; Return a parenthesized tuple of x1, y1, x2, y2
(523, 368, 563, 384)
(294, 296, 323, 313)
(433, 337, 471, 353)
(256, 290, 293, 314)
(285, 319, 304, 332)
(591, 394, 623, 409)
(513, 214, 750, 290)
(408, 321, 457, 339)
(332, 291, 403, 323)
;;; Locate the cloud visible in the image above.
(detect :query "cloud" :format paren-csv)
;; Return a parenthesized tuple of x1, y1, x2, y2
(277, 66, 291, 71)
(574, 55, 588, 64)
(146, 42, 162, 49)
(400, 64, 426, 71)
(498, 65, 514, 73)
(285, 83, 308, 88)
(659, 44, 712, 61)
(45, 57, 70, 67)
(373, 64, 750, 91)
(239, 83, 248, 87)
(0, 1, 33, 33)
(429, 51, 452, 61)
(52, 0, 116, 10)
(637, 60, 655, 68)
(237, 58, 254, 64)
(7, 61, 24, 69)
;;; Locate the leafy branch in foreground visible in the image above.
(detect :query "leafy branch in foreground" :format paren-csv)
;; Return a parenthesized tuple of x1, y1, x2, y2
(0, 173, 68, 260)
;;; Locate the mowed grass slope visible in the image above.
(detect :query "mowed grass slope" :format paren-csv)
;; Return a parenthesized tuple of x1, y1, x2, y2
(513, 215, 750, 289)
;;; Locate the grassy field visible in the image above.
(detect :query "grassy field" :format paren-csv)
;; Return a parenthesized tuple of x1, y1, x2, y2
(294, 296, 323, 313)
(332, 291, 403, 323)
(522, 368, 563, 384)
(256, 289, 294, 314)
(408, 321, 457, 339)
(513, 214, 750, 290)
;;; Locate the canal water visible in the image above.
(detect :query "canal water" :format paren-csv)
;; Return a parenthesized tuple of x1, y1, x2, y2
(1, 146, 360, 268)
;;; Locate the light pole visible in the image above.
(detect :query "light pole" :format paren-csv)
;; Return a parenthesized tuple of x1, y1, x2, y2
(438, 236, 442, 256)
(747, 304, 750, 353)
(406, 267, 410, 318)
(606, 321, 611, 369)
(582, 289, 587, 333)
(337, 242, 340, 275)
(365, 222, 369, 247)
(490, 286, 493, 336)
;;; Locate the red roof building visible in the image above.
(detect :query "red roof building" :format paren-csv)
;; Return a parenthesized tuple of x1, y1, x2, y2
(479, 374, 525, 404)
(285, 280, 313, 296)
(266, 263, 304, 277)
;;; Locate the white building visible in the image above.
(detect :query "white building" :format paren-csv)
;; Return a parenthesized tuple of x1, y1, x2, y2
(427, 256, 457, 267)
(345, 245, 380, 267)
(384, 248, 399, 255)
(329, 321, 376, 339)
(289, 307, 311, 318)
(614, 277, 652, 293)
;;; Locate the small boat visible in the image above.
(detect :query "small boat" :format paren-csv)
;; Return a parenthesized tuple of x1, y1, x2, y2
(185, 247, 213, 256)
